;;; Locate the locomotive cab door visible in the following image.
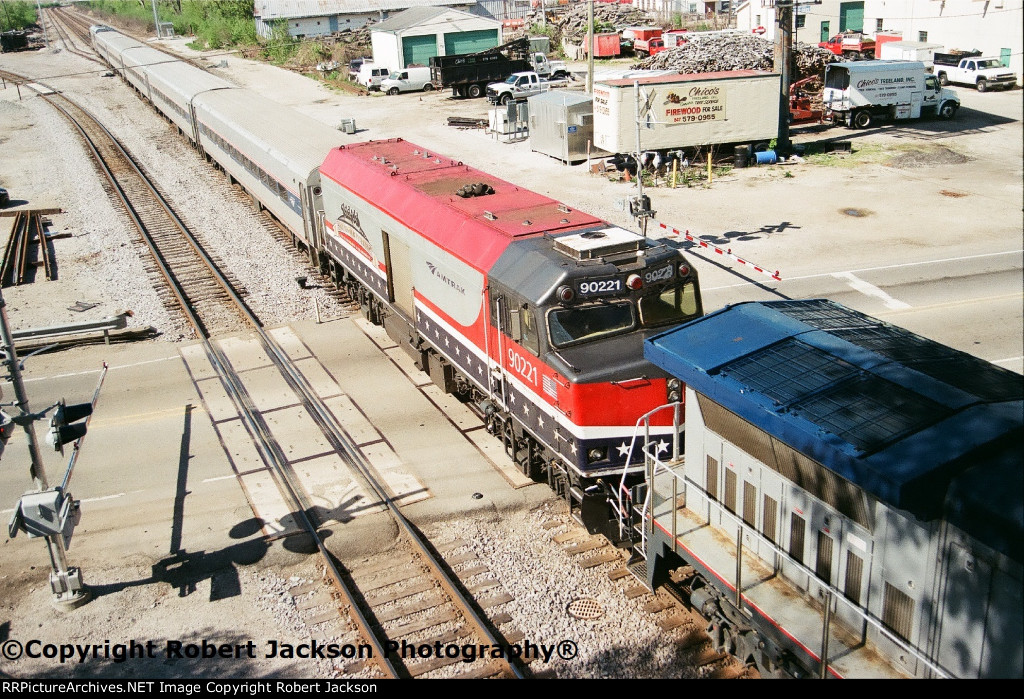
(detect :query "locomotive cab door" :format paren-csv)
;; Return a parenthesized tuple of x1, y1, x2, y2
(487, 291, 510, 411)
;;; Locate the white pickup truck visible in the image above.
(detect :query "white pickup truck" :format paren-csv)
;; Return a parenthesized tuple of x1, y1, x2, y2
(934, 54, 1017, 92)
(486, 71, 572, 105)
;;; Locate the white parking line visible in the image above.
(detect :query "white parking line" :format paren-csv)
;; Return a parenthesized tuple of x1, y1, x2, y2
(831, 272, 911, 310)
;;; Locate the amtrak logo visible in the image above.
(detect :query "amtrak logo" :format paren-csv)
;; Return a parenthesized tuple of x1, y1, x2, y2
(426, 261, 465, 295)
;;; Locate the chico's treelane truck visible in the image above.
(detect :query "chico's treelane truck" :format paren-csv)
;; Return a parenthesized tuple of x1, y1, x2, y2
(823, 60, 961, 128)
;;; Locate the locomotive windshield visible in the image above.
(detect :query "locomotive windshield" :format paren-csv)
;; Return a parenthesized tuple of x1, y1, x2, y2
(548, 302, 634, 347)
(639, 280, 701, 327)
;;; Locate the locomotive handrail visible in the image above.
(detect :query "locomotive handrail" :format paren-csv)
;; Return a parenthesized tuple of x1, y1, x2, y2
(646, 458, 952, 679)
(614, 401, 684, 550)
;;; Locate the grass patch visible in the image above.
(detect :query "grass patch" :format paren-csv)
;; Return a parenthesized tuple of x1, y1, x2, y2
(805, 142, 889, 168)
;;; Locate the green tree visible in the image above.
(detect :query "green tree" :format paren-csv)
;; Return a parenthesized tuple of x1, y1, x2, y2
(0, 1, 38, 32)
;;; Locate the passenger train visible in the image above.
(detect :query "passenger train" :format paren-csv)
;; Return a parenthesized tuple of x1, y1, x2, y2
(87, 26, 1022, 680)
(88, 25, 704, 519)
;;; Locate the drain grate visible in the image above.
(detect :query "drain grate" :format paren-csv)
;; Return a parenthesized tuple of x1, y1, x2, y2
(566, 597, 604, 620)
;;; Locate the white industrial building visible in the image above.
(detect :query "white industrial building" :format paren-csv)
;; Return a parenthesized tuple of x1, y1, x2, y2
(734, 0, 1022, 85)
(253, 0, 474, 39)
(370, 6, 502, 70)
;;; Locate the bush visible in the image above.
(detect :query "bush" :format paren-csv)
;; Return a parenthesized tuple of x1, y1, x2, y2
(0, 1, 38, 32)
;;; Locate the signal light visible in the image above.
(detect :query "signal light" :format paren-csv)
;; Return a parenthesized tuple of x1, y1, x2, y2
(678, 264, 691, 277)
(557, 285, 575, 303)
(46, 400, 93, 455)
(626, 274, 642, 290)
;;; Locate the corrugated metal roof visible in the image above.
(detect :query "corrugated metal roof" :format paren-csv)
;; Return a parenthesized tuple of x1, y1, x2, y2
(372, 5, 494, 33)
(254, 0, 467, 21)
(644, 300, 1023, 558)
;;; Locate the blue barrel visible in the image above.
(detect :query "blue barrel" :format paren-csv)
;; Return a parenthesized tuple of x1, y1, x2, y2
(754, 150, 777, 165)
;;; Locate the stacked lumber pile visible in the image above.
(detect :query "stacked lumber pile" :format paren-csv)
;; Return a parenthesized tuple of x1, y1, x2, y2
(638, 33, 837, 80)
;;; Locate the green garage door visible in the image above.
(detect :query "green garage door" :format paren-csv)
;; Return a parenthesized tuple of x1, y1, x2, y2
(839, 2, 865, 33)
(402, 34, 437, 68)
(444, 29, 499, 55)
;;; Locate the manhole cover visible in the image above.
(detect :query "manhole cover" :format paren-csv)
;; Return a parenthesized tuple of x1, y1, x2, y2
(566, 597, 604, 620)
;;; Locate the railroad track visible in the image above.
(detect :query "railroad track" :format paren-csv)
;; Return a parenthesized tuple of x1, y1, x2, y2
(538, 508, 757, 679)
(5, 55, 529, 677)
(45, 7, 107, 67)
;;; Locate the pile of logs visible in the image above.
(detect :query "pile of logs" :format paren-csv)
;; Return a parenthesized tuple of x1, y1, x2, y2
(639, 33, 837, 81)
(527, 4, 654, 44)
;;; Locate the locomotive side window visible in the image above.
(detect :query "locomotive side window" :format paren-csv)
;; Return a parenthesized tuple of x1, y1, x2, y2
(639, 280, 701, 327)
(520, 305, 540, 355)
(547, 302, 634, 348)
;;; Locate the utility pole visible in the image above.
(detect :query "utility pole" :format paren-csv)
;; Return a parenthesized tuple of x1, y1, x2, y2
(774, 1, 794, 153)
(151, 0, 161, 38)
(35, 0, 48, 49)
(586, 0, 594, 94)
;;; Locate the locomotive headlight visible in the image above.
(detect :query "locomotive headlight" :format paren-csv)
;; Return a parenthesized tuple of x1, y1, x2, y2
(667, 378, 682, 403)
(557, 285, 575, 303)
(678, 263, 691, 277)
(626, 274, 642, 290)
(587, 447, 607, 463)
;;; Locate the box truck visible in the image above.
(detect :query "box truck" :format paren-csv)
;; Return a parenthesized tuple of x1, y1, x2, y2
(591, 70, 780, 155)
(823, 60, 961, 128)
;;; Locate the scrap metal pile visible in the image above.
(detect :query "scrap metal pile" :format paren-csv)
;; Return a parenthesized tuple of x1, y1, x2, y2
(638, 33, 837, 81)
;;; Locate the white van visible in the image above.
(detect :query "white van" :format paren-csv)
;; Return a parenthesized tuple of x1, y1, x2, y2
(381, 67, 434, 95)
(358, 63, 391, 90)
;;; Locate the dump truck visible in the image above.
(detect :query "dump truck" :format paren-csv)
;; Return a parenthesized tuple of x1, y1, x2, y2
(429, 37, 567, 99)
(818, 32, 876, 59)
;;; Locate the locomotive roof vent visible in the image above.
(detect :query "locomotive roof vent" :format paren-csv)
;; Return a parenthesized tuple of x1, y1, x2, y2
(552, 227, 644, 261)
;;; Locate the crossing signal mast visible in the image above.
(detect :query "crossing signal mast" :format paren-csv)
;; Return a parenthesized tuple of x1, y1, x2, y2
(1, 289, 106, 610)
